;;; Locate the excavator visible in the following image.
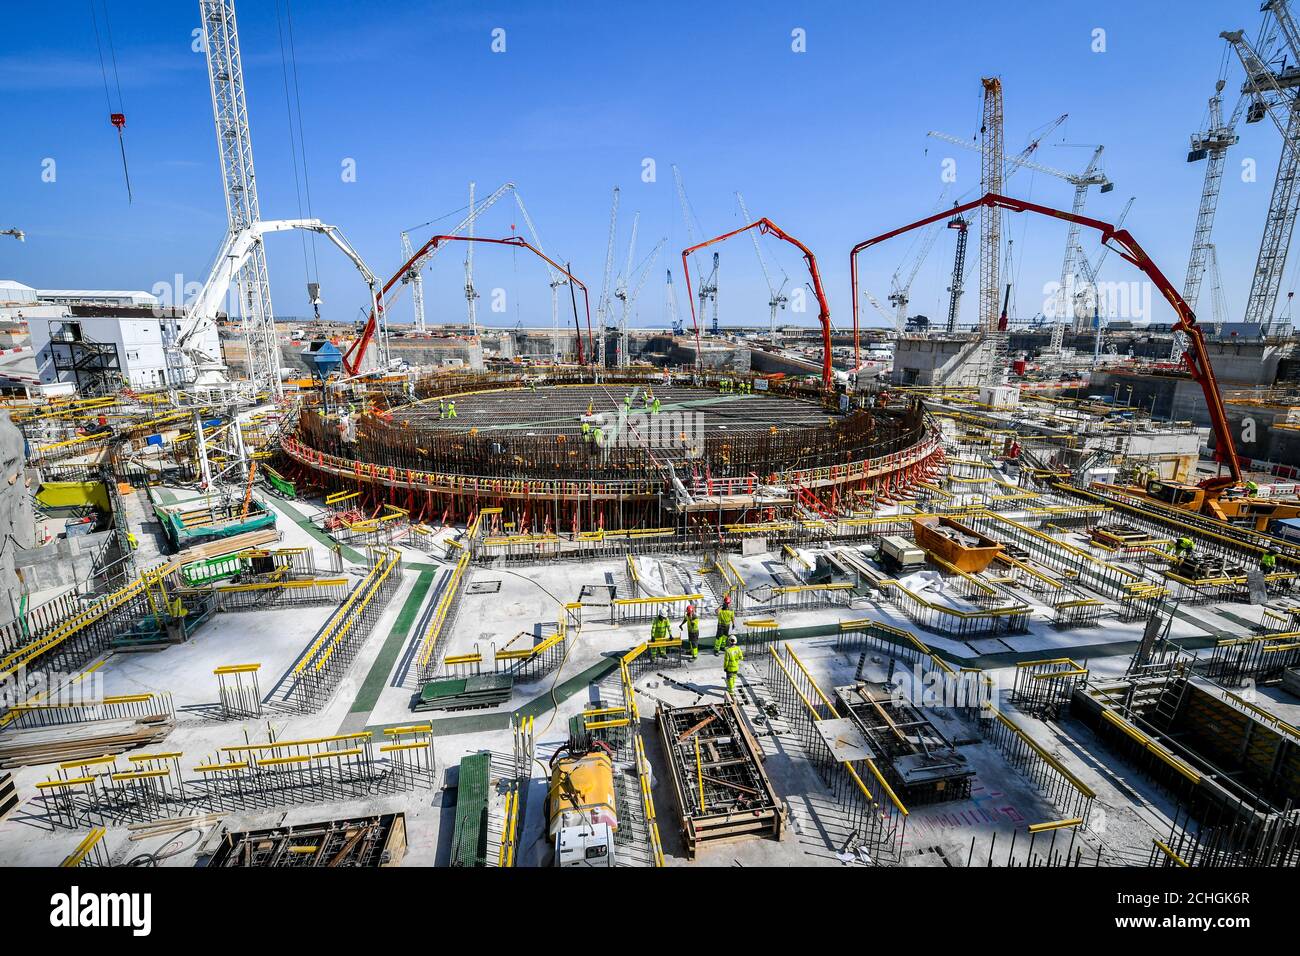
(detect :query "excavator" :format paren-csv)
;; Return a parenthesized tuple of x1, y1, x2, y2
(849, 192, 1300, 534)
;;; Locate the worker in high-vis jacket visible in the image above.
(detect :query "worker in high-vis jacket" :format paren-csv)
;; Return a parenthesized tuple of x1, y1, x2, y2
(1261, 550, 1278, 573)
(649, 609, 671, 659)
(713, 594, 735, 654)
(723, 635, 744, 695)
(1174, 536, 1194, 558)
(679, 604, 701, 660)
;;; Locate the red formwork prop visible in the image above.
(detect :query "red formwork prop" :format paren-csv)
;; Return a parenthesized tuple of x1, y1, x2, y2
(849, 191, 1241, 491)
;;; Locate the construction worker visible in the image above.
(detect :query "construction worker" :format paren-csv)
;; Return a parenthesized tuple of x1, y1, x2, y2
(1174, 536, 1195, 560)
(624, 393, 634, 412)
(438, 398, 447, 420)
(1262, 550, 1278, 573)
(723, 635, 744, 695)
(651, 396, 661, 415)
(447, 401, 457, 419)
(650, 609, 670, 659)
(1245, 480, 1260, 497)
(679, 604, 701, 660)
(581, 419, 591, 442)
(714, 594, 735, 654)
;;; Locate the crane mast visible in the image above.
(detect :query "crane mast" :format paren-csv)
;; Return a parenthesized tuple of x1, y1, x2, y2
(400, 231, 425, 331)
(890, 198, 946, 333)
(464, 181, 480, 349)
(979, 78, 1004, 335)
(1173, 81, 1243, 360)
(736, 191, 788, 342)
(945, 210, 969, 333)
(665, 269, 683, 336)
(199, 0, 281, 399)
(617, 238, 666, 366)
(1060, 146, 1110, 333)
(612, 211, 640, 365)
(514, 193, 569, 361)
(673, 165, 718, 335)
(597, 187, 620, 367)
(1223, 10, 1300, 337)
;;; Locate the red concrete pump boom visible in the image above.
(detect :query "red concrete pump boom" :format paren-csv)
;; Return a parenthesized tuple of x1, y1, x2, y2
(342, 235, 594, 375)
(682, 218, 835, 392)
(849, 192, 1242, 491)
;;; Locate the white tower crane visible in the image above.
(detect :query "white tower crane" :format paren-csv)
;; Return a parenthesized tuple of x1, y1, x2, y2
(673, 165, 718, 333)
(513, 192, 569, 361)
(1203, 243, 1230, 337)
(979, 78, 1005, 337)
(930, 112, 1112, 338)
(1172, 80, 1244, 360)
(1222, 6, 1300, 338)
(596, 186, 620, 366)
(1067, 197, 1134, 349)
(464, 181, 480, 343)
(616, 237, 666, 366)
(665, 269, 683, 336)
(1052, 146, 1113, 332)
(199, 0, 281, 399)
(887, 193, 949, 334)
(396, 183, 517, 338)
(399, 231, 424, 331)
(736, 191, 789, 342)
(612, 212, 639, 364)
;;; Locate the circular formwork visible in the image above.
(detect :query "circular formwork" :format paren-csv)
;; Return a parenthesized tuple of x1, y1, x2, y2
(280, 369, 941, 530)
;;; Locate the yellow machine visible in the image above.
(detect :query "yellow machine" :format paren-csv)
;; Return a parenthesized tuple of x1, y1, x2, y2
(546, 748, 618, 867)
(1114, 479, 1300, 533)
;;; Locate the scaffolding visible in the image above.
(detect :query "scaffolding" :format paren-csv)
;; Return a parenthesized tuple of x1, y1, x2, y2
(1010, 658, 1089, 720)
(1074, 673, 1299, 864)
(762, 642, 908, 862)
(286, 548, 403, 712)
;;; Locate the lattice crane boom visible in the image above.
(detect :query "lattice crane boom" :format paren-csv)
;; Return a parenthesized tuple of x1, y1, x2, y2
(1223, 18, 1300, 335)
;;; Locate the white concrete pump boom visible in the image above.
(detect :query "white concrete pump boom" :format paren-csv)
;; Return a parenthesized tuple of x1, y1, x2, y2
(177, 218, 379, 381)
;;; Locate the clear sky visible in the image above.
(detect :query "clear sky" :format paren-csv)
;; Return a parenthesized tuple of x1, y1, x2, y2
(0, 0, 1287, 331)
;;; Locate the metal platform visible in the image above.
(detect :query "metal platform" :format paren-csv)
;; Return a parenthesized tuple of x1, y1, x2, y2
(655, 698, 783, 859)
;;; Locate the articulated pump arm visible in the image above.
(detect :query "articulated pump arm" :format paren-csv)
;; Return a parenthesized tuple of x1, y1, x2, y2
(344, 235, 593, 374)
(849, 192, 1242, 490)
(179, 218, 379, 370)
(682, 219, 834, 391)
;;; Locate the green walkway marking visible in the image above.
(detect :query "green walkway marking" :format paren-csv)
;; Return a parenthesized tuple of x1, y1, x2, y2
(363, 656, 621, 738)
(349, 567, 436, 716)
(267, 498, 366, 563)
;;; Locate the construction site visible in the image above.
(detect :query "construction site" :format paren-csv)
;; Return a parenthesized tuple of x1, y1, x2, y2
(1, 1, 1300, 887)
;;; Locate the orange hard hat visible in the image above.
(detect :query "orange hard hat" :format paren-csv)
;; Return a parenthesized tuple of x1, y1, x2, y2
(723, 595, 731, 606)
(686, 604, 695, 615)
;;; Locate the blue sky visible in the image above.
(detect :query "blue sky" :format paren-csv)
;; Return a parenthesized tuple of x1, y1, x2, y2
(0, 0, 1286, 330)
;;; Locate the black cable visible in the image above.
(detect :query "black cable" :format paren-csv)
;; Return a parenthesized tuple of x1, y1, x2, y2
(285, 0, 320, 284)
(275, 1, 312, 293)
